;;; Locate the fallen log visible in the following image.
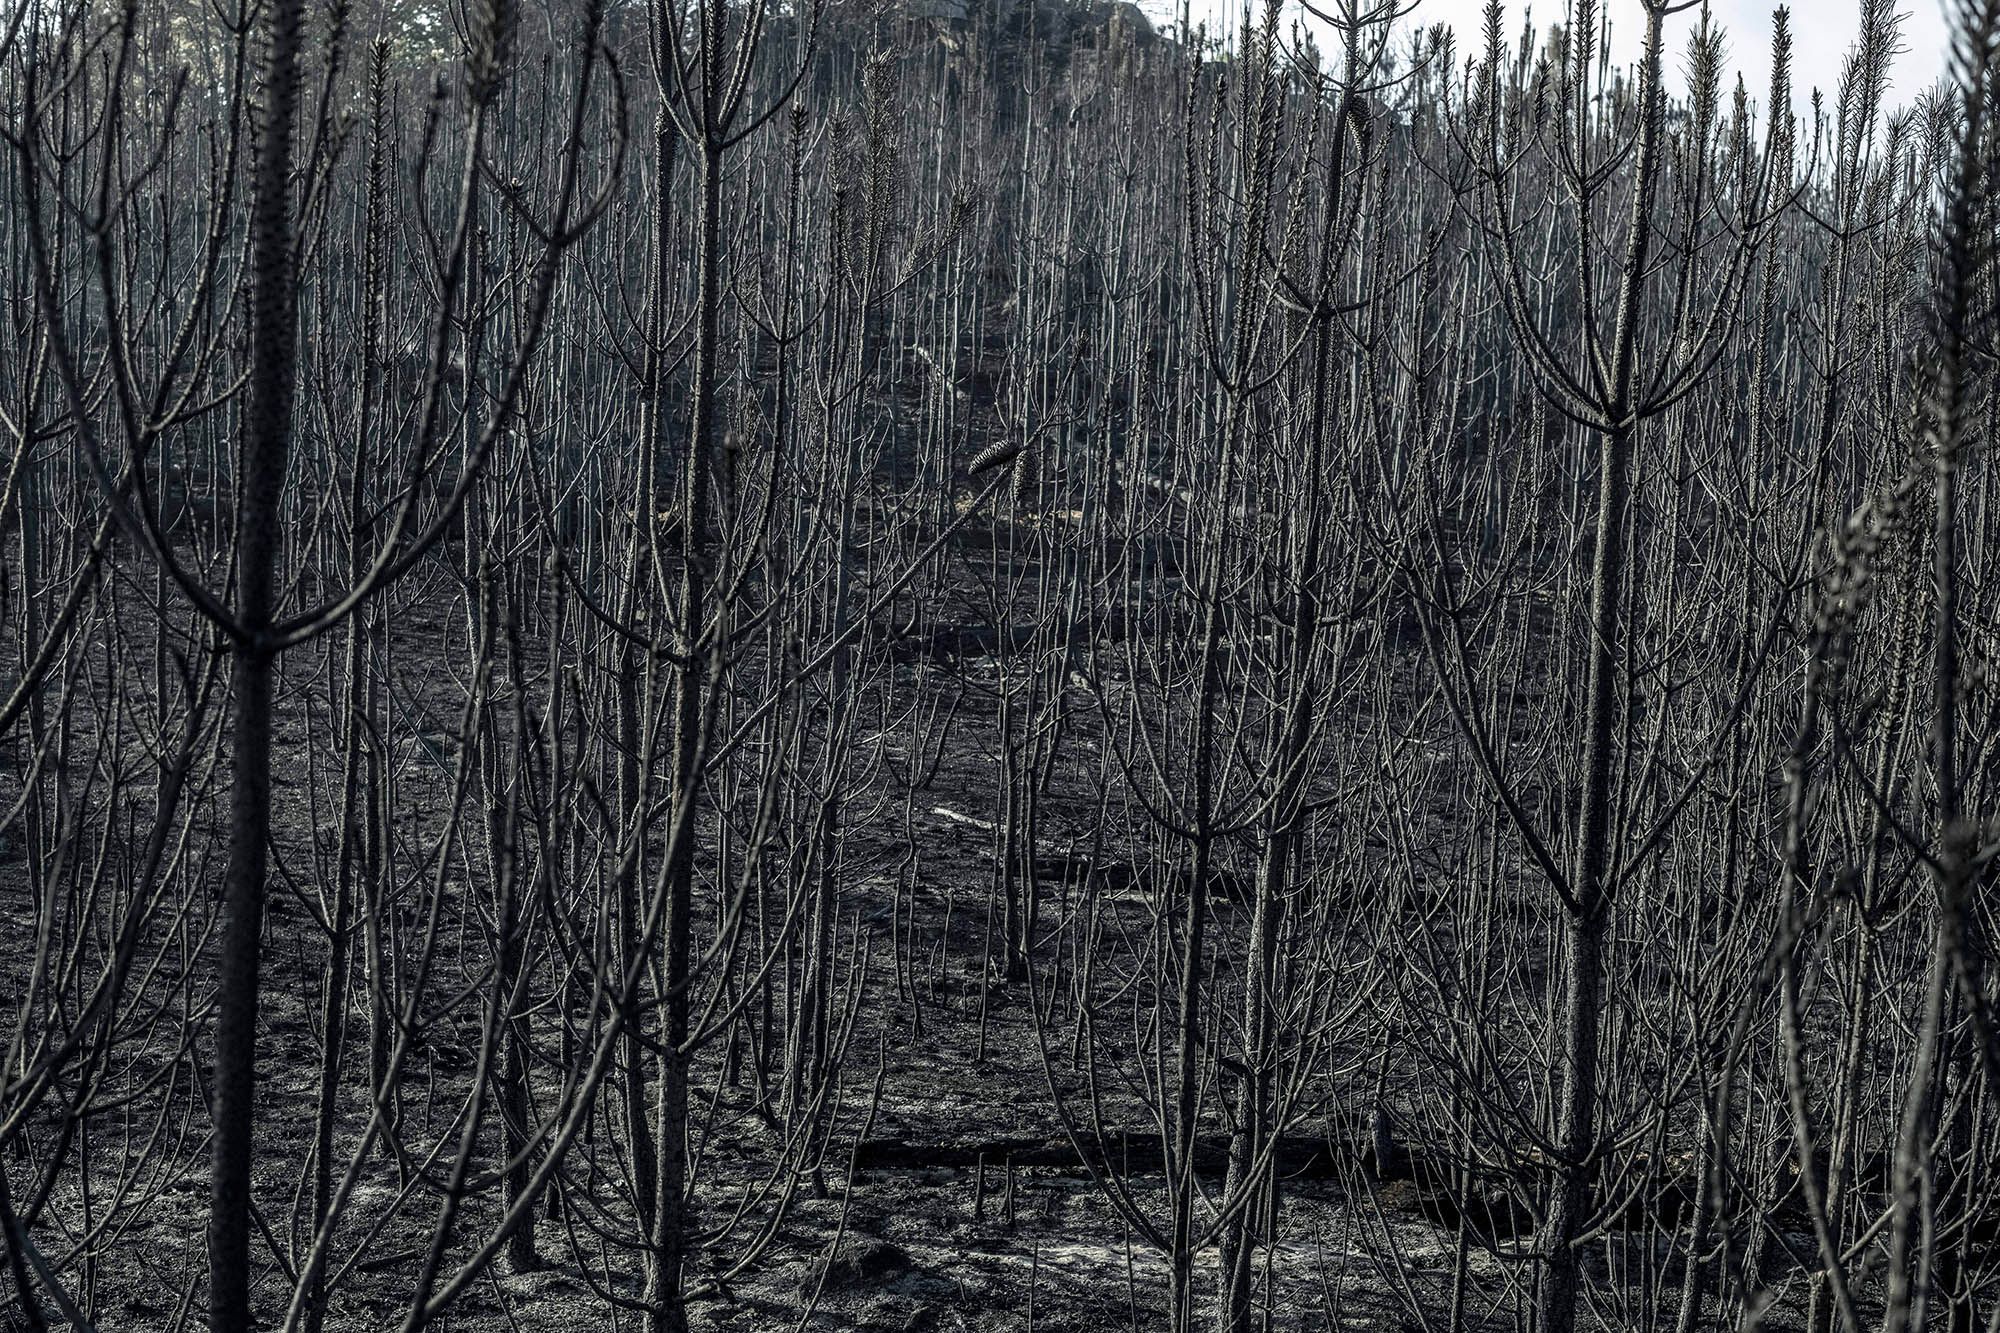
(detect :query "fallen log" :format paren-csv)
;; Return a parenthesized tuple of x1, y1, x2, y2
(849, 1128, 1750, 1244)
(852, 1128, 1357, 1179)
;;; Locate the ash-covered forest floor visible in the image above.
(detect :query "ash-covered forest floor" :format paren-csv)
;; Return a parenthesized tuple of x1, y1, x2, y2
(0, 481, 1834, 1333)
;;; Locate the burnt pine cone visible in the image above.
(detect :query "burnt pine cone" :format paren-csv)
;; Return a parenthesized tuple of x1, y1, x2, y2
(968, 438, 1028, 476)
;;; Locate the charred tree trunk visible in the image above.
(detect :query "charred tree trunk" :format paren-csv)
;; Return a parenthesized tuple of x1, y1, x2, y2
(207, 0, 304, 1324)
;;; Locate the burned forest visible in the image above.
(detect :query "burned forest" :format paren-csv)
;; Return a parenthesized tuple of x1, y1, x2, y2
(2, 0, 2000, 1328)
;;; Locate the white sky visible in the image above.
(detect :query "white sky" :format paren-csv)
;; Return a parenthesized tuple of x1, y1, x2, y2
(1166, 1, 1957, 115)
(1423, 1, 1950, 110)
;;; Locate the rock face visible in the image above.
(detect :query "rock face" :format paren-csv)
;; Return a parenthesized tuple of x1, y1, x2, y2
(1093, 0, 1155, 42)
(901, 0, 1162, 69)
(904, 0, 971, 20)
(903, 0, 1155, 34)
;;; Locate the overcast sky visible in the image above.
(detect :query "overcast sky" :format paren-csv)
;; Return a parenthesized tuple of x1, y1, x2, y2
(1429, 1, 1950, 109)
(1167, 1, 1957, 116)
